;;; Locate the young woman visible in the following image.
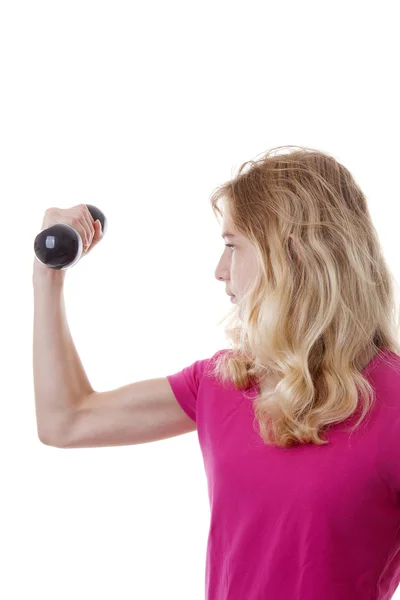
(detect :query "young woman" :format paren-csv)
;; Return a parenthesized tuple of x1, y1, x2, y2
(33, 145, 400, 600)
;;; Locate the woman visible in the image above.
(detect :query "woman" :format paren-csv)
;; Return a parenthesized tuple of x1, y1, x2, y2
(33, 145, 400, 600)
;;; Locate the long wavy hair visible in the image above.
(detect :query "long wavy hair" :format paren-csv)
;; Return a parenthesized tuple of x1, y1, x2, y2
(208, 145, 400, 448)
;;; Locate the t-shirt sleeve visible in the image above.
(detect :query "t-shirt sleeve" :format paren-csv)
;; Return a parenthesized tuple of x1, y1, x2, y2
(166, 356, 212, 424)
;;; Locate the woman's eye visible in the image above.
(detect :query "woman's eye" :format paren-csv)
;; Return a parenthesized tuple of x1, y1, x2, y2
(225, 244, 236, 251)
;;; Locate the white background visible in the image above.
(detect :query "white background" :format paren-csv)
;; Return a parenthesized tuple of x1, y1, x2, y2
(1, 1, 399, 598)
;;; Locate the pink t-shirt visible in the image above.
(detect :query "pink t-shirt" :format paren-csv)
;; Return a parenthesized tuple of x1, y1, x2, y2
(166, 347, 400, 600)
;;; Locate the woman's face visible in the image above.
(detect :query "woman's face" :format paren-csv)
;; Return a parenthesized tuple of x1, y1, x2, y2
(214, 213, 258, 305)
(214, 207, 301, 306)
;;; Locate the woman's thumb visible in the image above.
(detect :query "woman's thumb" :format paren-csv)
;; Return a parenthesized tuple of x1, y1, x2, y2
(96, 219, 103, 237)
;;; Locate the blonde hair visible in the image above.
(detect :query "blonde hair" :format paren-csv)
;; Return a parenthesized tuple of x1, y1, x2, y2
(208, 145, 400, 448)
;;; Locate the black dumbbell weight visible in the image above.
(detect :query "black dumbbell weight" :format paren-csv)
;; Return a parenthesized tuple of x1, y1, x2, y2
(34, 204, 107, 270)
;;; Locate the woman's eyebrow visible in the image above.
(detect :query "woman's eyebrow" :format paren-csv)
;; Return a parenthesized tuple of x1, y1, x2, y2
(221, 232, 236, 239)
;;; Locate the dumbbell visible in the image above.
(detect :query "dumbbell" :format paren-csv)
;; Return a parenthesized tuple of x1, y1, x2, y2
(34, 204, 107, 270)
